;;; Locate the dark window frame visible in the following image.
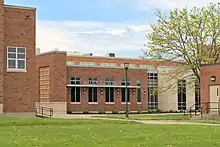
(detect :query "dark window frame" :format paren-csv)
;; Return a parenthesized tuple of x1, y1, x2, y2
(178, 79, 187, 110)
(70, 77, 81, 103)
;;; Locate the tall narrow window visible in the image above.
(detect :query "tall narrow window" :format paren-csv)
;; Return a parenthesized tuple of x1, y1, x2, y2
(7, 47, 26, 70)
(88, 78, 98, 103)
(195, 81, 200, 110)
(121, 79, 130, 103)
(178, 79, 186, 110)
(148, 73, 158, 110)
(137, 80, 141, 103)
(105, 78, 115, 103)
(70, 77, 81, 103)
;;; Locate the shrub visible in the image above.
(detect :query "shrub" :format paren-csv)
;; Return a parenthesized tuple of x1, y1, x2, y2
(99, 111, 105, 114)
(148, 109, 153, 114)
(156, 109, 162, 113)
(67, 110, 72, 114)
(83, 110, 89, 114)
(169, 110, 174, 113)
(112, 110, 118, 114)
(137, 110, 142, 114)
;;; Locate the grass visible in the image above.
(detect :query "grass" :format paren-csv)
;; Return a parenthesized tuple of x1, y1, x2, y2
(93, 113, 190, 121)
(0, 117, 220, 146)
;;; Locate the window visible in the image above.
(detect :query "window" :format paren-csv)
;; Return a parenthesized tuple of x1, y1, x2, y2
(178, 80, 186, 110)
(105, 78, 115, 103)
(88, 77, 98, 103)
(88, 87, 98, 103)
(88, 77, 98, 85)
(137, 80, 141, 103)
(148, 73, 158, 110)
(71, 77, 80, 84)
(71, 77, 81, 103)
(7, 47, 26, 70)
(121, 79, 130, 103)
(195, 81, 200, 110)
(104, 78, 115, 85)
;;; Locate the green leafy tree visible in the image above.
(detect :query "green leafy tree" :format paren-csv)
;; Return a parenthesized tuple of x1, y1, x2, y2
(146, 3, 220, 89)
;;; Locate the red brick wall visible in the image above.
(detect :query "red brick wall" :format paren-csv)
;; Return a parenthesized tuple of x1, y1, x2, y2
(67, 67, 148, 112)
(3, 6, 36, 112)
(200, 64, 220, 103)
(36, 52, 67, 103)
(0, 0, 4, 105)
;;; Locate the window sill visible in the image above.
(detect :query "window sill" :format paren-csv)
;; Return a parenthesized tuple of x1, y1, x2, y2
(121, 102, 131, 104)
(6, 69, 27, 73)
(137, 102, 142, 105)
(105, 102, 115, 105)
(88, 102, 98, 105)
(70, 102, 81, 104)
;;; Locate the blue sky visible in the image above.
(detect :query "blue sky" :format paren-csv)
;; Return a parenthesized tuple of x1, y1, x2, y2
(5, 0, 218, 58)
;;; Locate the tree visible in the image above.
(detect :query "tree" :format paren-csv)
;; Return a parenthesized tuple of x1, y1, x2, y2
(146, 2, 220, 88)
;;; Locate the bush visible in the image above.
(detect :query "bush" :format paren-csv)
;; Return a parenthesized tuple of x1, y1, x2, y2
(169, 110, 174, 113)
(156, 109, 162, 113)
(148, 109, 153, 114)
(99, 111, 105, 114)
(137, 110, 142, 114)
(67, 110, 72, 114)
(112, 110, 118, 114)
(83, 110, 89, 114)
(179, 109, 184, 113)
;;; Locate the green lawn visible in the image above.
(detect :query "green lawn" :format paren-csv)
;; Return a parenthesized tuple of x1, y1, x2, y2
(0, 118, 220, 147)
(93, 113, 190, 120)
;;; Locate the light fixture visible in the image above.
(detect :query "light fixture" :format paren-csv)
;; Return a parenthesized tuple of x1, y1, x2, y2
(211, 76, 216, 82)
(100, 88, 104, 94)
(83, 88, 86, 94)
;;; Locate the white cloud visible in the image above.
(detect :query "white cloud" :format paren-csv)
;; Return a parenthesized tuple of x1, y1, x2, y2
(36, 20, 151, 57)
(136, 0, 219, 10)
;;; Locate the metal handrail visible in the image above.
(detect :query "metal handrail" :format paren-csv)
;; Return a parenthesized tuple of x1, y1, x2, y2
(36, 105, 53, 118)
(200, 102, 219, 118)
(184, 102, 200, 118)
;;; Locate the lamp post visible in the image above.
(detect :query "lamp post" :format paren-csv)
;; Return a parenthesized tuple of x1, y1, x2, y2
(124, 62, 129, 118)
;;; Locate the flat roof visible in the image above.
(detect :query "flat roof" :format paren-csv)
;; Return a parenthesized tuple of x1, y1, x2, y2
(4, 4, 36, 10)
(201, 63, 220, 67)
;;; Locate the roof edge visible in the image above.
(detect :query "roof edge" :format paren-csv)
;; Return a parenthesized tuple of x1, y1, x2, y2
(201, 63, 220, 67)
(4, 4, 36, 10)
(37, 50, 67, 56)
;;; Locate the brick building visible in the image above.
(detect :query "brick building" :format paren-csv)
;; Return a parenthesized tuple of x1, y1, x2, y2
(0, 1, 200, 116)
(35, 50, 198, 115)
(0, 0, 36, 114)
(200, 64, 220, 114)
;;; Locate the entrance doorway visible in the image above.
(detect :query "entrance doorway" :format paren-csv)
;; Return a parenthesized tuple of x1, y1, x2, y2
(209, 85, 220, 112)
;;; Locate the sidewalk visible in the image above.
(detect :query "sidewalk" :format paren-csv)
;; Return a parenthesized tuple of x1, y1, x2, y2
(53, 114, 220, 126)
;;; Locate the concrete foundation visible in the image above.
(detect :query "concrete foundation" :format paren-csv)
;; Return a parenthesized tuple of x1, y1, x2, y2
(35, 102, 67, 116)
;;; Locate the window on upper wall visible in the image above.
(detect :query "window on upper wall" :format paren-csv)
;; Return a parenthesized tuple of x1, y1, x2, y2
(71, 77, 80, 85)
(7, 47, 26, 71)
(88, 77, 98, 85)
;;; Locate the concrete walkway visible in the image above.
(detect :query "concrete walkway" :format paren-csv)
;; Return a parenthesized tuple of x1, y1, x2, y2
(53, 114, 220, 126)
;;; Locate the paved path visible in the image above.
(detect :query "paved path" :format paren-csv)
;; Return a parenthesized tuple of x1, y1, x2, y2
(53, 114, 220, 126)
